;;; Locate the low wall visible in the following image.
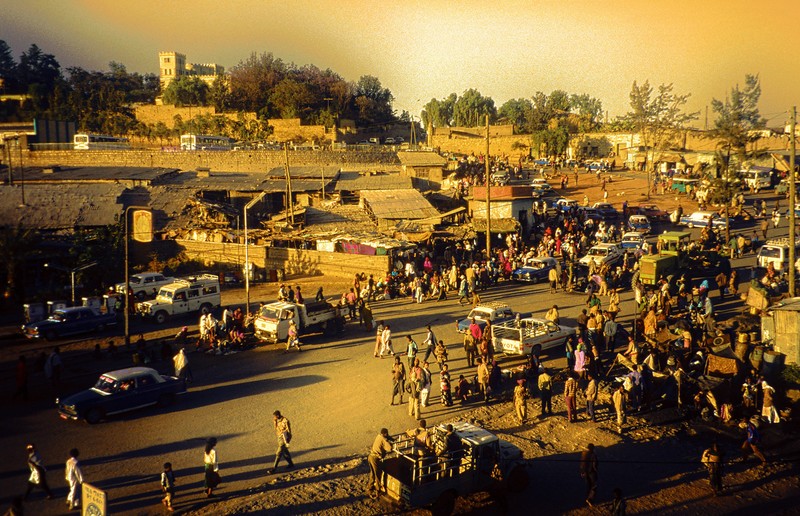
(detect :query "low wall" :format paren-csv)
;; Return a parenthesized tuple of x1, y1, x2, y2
(22, 149, 400, 172)
(176, 240, 390, 279)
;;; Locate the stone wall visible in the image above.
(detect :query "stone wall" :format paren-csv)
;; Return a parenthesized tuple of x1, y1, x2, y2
(176, 239, 391, 279)
(22, 149, 401, 172)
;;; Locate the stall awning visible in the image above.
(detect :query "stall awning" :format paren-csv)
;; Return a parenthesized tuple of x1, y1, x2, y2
(471, 218, 521, 233)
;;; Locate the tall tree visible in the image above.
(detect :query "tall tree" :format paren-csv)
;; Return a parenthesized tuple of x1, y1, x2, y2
(16, 44, 61, 91)
(452, 89, 495, 127)
(162, 76, 209, 107)
(0, 40, 17, 92)
(498, 98, 534, 133)
(623, 80, 698, 173)
(228, 52, 287, 114)
(352, 75, 394, 125)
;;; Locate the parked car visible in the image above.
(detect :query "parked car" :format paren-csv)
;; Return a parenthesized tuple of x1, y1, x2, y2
(384, 137, 396, 144)
(579, 243, 623, 266)
(492, 317, 577, 356)
(631, 204, 669, 222)
(115, 272, 176, 300)
(620, 232, 647, 251)
(530, 178, 552, 190)
(628, 215, 652, 235)
(592, 202, 620, 219)
(456, 302, 516, 334)
(491, 170, 510, 185)
(553, 198, 579, 212)
(22, 306, 117, 341)
(578, 207, 603, 222)
(57, 367, 186, 424)
(679, 211, 728, 229)
(511, 257, 558, 283)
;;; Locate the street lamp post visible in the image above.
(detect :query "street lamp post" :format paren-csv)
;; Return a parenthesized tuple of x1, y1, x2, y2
(45, 261, 98, 306)
(244, 192, 267, 316)
(124, 206, 151, 347)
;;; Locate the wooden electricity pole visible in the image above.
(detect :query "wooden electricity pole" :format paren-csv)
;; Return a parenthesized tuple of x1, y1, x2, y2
(485, 115, 491, 259)
(284, 144, 294, 225)
(789, 106, 797, 296)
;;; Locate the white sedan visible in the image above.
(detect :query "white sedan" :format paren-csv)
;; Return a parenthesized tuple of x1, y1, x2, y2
(579, 243, 623, 266)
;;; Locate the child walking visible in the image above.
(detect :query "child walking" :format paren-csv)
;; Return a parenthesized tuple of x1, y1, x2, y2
(161, 462, 176, 512)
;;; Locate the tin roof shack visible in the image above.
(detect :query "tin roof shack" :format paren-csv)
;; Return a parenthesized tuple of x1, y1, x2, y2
(17, 165, 177, 188)
(469, 185, 533, 234)
(761, 297, 800, 366)
(397, 151, 447, 186)
(360, 189, 441, 230)
(334, 171, 414, 204)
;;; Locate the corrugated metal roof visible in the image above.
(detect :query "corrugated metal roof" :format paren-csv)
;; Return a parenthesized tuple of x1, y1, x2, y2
(16, 166, 177, 184)
(334, 171, 411, 191)
(0, 183, 126, 229)
(361, 189, 440, 220)
(397, 151, 447, 167)
(157, 171, 335, 192)
(264, 166, 340, 179)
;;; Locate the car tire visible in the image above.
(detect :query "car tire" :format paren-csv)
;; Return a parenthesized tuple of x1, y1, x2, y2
(532, 344, 542, 356)
(687, 222, 694, 228)
(154, 311, 168, 325)
(85, 408, 104, 425)
(431, 489, 458, 516)
(200, 303, 212, 315)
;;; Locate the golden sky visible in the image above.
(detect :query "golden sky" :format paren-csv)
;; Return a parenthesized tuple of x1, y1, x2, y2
(3, 0, 798, 126)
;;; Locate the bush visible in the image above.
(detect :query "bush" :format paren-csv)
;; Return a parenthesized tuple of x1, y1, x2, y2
(780, 364, 800, 387)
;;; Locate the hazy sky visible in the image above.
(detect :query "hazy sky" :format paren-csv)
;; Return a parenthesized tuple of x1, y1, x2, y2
(3, 0, 799, 127)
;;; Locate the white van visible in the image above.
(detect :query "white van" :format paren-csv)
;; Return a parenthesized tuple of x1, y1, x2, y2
(136, 274, 221, 324)
(757, 238, 800, 274)
(742, 168, 772, 191)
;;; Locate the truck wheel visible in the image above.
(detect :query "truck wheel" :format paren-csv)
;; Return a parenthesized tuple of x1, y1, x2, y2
(200, 303, 212, 315)
(154, 311, 168, 325)
(431, 489, 457, 516)
(507, 464, 530, 493)
(85, 408, 104, 425)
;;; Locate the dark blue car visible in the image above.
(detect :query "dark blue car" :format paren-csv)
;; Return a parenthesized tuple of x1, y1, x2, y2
(57, 367, 186, 424)
(511, 257, 557, 283)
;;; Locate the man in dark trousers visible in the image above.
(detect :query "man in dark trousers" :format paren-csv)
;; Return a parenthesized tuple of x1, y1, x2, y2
(580, 443, 598, 507)
(368, 428, 393, 496)
(269, 410, 294, 474)
(537, 367, 553, 417)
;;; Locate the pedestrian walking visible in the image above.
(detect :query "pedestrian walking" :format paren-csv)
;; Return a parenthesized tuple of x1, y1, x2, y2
(440, 363, 453, 406)
(477, 358, 490, 403)
(407, 372, 422, 420)
(579, 443, 598, 507)
(379, 324, 395, 358)
(44, 347, 63, 394)
(422, 325, 436, 363)
(391, 356, 406, 405)
(368, 428, 393, 497)
(741, 419, 767, 464)
(203, 438, 220, 497)
(538, 367, 553, 416)
(270, 411, 294, 473)
(419, 361, 432, 407)
(64, 448, 83, 511)
(585, 372, 598, 422)
(24, 444, 54, 501)
(405, 335, 418, 371)
(514, 379, 528, 424)
(373, 320, 384, 358)
(564, 373, 578, 422)
(434, 339, 448, 370)
(286, 320, 302, 352)
(173, 348, 192, 382)
(613, 384, 627, 433)
(761, 380, 780, 423)
(457, 275, 469, 305)
(701, 442, 724, 495)
(160, 462, 177, 511)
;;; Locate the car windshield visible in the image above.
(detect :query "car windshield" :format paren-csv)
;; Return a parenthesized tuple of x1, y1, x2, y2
(94, 375, 119, 393)
(259, 307, 281, 319)
(589, 248, 608, 256)
(622, 236, 638, 242)
(760, 247, 781, 259)
(130, 277, 143, 285)
(467, 309, 490, 319)
(158, 290, 174, 300)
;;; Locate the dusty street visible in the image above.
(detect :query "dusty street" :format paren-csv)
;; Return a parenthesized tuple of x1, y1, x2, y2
(3, 171, 800, 515)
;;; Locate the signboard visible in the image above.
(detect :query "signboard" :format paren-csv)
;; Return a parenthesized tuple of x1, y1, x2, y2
(132, 209, 153, 243)
(82, 482, 107, 516)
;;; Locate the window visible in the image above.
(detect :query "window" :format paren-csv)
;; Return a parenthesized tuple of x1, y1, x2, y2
(188, 290, 199, 299)
(137, 375, 155, 388)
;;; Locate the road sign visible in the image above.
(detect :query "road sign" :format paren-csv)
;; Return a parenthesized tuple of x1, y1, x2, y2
(82, 482, 107, 516)
(132, 209, 152, 242)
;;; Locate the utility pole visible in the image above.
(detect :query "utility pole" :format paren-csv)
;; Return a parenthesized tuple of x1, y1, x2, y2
(284, 144, 294, 225)
(789, 106, 797, 296)
(485, 115, 491, 259)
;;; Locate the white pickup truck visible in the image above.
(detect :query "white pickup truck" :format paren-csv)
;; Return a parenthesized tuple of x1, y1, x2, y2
(137, 274, 221, 324)
(491, 317, 576, 356)
(254, 300, 345, 342)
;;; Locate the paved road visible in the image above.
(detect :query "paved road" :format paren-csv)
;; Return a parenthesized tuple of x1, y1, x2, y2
(0, 208, 782, 514)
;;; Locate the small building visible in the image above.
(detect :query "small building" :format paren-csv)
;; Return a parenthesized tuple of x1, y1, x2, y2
(158, 51, 225, 91)
(762, 298, 800, 366)
(469, 185, 535, 234)
(360, 189, 441, 229)
(397, 151, 447, 185)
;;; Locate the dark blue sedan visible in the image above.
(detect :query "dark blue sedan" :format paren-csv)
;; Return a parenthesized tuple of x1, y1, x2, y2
(511, 257, 558, 283)
(57, 367, 186, 424)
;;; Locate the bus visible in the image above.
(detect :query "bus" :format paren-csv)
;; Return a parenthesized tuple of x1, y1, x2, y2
(180, 134, 233, 151)
(73, 134, 131, 150)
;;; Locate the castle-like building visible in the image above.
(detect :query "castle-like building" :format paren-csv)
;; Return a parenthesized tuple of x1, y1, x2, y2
(158, 51, 225, 91)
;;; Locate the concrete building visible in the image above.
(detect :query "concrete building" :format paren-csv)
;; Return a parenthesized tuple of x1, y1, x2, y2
(158, 51, 225, 91)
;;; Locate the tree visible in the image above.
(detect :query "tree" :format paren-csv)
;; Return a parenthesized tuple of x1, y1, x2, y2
(271, 78, 313, 118)
(228, 52, 287, 114)
(209, 74, 231, 112)
(162, 76, 209, 107)
(452, 89, 495, 127)
(421, 93, 456, 129)
(0, 40, 17, 92)
(352, 75, 394, 125)
(708, 74, 765, 205)
(570, 93, 604, 132)
(16, 44, 61, 91)
(499, 98, 534, 133)
(623, 80, 698, 173)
